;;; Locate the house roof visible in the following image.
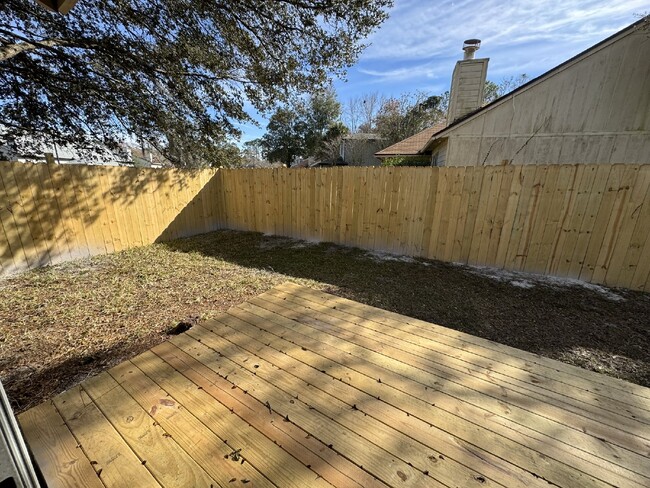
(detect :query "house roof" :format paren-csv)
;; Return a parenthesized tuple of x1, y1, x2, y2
(422, 17, 648, 152)
(374, 123, 446, 158)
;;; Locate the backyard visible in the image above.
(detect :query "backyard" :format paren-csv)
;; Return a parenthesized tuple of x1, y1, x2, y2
(1, 229, 649, 414)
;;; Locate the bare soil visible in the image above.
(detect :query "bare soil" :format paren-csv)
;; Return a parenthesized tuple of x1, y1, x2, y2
(1, 230, 649, 413)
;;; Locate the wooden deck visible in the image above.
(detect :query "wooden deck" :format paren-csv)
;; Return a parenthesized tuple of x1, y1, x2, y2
(18, 282, 650, 487)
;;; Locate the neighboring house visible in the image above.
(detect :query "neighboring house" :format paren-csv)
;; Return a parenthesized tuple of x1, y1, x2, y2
(129, 145, 170, 168)
(0, 134, 172, 168)
(292, 156, 318, 168)
(375, 37, 489, 165)
(242, 159, 285, 169)
(340, 133, 384, 166)
(378, 19, 650, 167)
(0, 138, 132, 166)
(374, 124, 446, 163)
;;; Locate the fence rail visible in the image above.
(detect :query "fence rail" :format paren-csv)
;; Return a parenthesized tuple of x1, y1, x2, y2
(1, 161, 649, 291)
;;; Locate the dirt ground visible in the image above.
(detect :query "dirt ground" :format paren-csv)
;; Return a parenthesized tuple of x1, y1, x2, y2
(1, 230, 649, 413)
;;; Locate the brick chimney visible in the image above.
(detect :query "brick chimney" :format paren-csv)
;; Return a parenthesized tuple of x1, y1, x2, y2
(446, 39, 489, 124)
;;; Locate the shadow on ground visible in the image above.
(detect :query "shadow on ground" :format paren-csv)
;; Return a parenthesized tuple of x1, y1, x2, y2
(3, 229, 649, 413)
(162, 230, 650, 387)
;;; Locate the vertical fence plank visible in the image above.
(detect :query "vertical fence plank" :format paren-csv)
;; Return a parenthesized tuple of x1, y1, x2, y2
(604, 165, 650, 285)
(52, 163, 91, 260)
(373, 167, 391, 252)
(537, 165, 579, 273)
(616, 166, 650, 288)
(440, 167, 464, 262)
(579, 165, 635, 283)
(0, 165, 27, 273)
(11, 163, 52, 267)
(97, 167, 127, 251)
(474, 165, 502, 265)
(564, 165, 612, 279)
(356, 167, 367, 248)
(68, 165, 110, 255)
(407, 168, 430, 257)
(590, 165, 639, 284)
(493, 165, 522, 269)
(449, 166, 472, 263)
(426, 167, 447, 260)
(37, 163, 74, 263)
(485, 164, 516, 266)
(506, 165, 543, 271)
(552, 165, 597, 277)
(544, 165, 583, 276)
(458, 167, 484, 264)
(522, 165, 561, 274)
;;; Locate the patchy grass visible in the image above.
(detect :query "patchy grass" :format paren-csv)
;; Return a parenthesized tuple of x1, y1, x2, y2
(1, 230, 649, 412)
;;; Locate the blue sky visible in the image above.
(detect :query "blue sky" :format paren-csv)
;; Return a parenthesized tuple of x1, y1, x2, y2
(238, 0, 647, 143)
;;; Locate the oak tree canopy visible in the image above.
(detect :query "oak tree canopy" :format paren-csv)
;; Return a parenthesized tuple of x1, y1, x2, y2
(0, 0, 391, 166)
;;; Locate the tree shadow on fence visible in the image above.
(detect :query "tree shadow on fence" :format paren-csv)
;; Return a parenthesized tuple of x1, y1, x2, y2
(0, 161, 210, 276)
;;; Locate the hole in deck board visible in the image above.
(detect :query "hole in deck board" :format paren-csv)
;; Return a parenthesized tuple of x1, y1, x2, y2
(167, 320, 195, 335)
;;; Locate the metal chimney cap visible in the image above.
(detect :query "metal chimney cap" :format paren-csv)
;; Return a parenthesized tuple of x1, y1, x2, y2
(462, 39, 481, 59)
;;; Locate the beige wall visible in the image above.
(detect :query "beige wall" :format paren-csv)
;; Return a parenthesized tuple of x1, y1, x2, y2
(438, 25, 650, 166)
(447, 58, 489, 124)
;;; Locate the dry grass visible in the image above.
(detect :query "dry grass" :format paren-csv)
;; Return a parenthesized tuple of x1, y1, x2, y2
(1, 230, 649, 413)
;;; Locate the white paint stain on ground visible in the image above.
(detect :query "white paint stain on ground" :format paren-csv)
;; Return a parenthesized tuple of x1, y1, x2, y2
(256, 234, 626, 302)
(455, 263, 625, 302)
(365, 251, 417, 263)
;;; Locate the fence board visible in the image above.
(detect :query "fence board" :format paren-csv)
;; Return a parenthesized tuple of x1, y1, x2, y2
(1, 162, 649, 292)
(214, 164, 650, 291)
(0, 162, 218, 274)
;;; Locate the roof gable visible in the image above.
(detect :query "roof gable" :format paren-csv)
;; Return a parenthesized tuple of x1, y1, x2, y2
(423, 17, 648, 151)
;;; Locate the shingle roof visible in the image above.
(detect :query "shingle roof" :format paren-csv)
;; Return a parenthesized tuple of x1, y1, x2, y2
(374, 123, 446, 158)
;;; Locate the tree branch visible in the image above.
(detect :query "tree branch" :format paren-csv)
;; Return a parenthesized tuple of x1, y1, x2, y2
(0, 29, 101, 62)
(0, 39, 69, 61)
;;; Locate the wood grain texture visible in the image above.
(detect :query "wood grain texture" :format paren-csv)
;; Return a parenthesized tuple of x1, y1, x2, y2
(19, 284, 650, 487)
(0, 162, 219, 275)
(214, 165, 650, 291)
(2, 162, 649, 291)
(18, 402, 104, 488)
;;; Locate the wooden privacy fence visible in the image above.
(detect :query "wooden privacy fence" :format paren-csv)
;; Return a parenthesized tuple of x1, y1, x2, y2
(1, 161, 650, 291)
(218, 164, 650, 291)
(0, 162, 221, 275)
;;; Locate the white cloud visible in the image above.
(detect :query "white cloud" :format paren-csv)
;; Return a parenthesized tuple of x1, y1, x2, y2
(362, 0, 647, 61)
(357, 62, 447, 82)
(243, 0, 647, 140)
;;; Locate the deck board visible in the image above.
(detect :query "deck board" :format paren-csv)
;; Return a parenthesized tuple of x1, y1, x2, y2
(18, 283, 650, 488)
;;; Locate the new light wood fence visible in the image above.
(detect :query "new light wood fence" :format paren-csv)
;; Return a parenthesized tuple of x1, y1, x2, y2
(218, 164, 650, 291)
(0, 162, 221, 275)
(2, 162, 649, 291)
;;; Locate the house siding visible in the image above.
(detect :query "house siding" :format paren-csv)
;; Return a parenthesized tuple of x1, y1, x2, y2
(341, 138, 384, 166)
(439, 24, 650, 166)
(430, 140, 448, 167)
